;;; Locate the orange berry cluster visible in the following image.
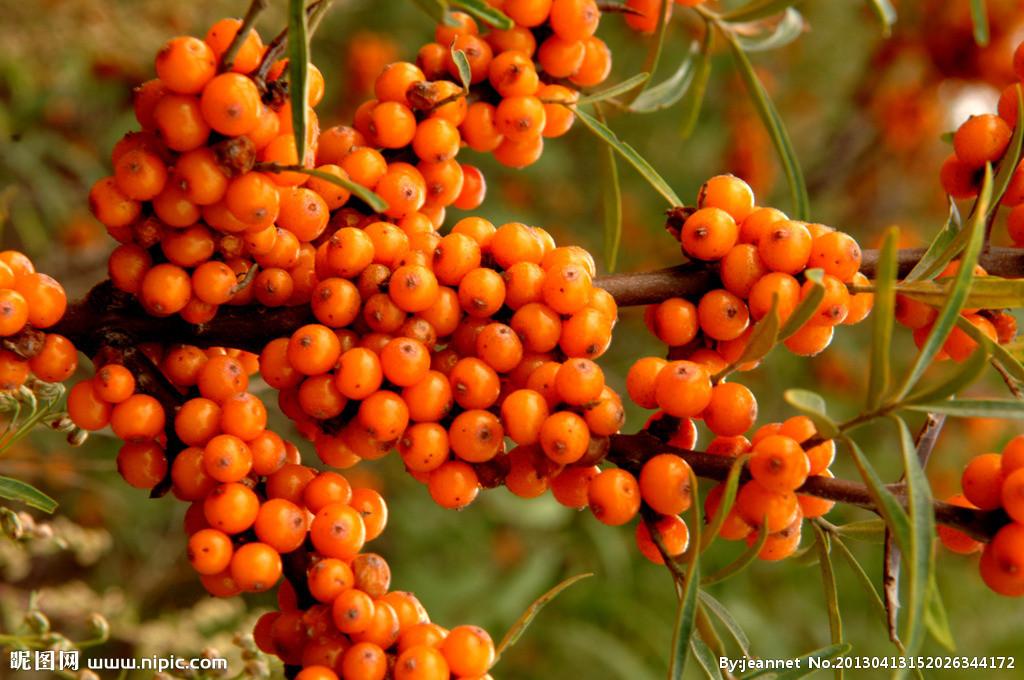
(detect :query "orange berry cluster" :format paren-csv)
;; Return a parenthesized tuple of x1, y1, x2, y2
(894, 260, 1016, 362)
(0, 251, 76, 390)
(940, 435, 1024, 597)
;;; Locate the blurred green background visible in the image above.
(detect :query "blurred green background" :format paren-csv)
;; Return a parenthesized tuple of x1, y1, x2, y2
(2, 0, 1024, 678)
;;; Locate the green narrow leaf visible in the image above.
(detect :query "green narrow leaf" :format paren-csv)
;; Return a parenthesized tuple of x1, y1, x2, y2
(863, 0, 897, 37)
(676, 29, 713, 139)
(723, 29, 809, 219)
(700, 454, 751, 552)
(712, 294, 780, 383)
(897, 276, 1024, 310)
(690, 636, 724, 680)
(449, 0, 514, 30)
(575, 73, 652, 106)
(0, 476, 58, 513)
(299, 167, 390, 214)
(894, 165, 992, 401)
(630, 38, 703, 113)
(572, 107, 682, 206)
(595, 107, 622, 272)
(903, 201, 961, 282)
(924, 571, 955, 651)
(841, 436, 913, 558)
(450, 47, 472, 91)
(735, 8, 806, 53)
(782, 388, 839, 439)
(668, 560, 701, 680)
(287, 0, 310, 167)
(777, 268, 824, 340)
(741, 644, 852, 680)
(409, 0, 449, 23)
(968, 0, 990, 46)
(893, 415, 935, 656)
(719, 0, 806, 22)
(700, 527, 767, 587)
(830, 533, 888, 625)
(833, 518, 887, 544)
(902, 398, 1024, 419)
(868, 227, 899, 410)
(811, 524, 843, 680)
(902, 340, 988, 406)
(494, 572, 593, 659)
(697, 591, 752, 658)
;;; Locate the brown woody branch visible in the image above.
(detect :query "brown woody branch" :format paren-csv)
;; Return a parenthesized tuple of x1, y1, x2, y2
(47, 246, 1024, 542)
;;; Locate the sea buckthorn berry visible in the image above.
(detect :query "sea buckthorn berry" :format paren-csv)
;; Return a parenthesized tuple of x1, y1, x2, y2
(187, 528, 234, 575)
(340, 640, 387, 680)
(449, 409, 504, 463)
(702, 382, 758, 437)
(758, 220, 812, 274)
(0, 349, 29, 391)
(502, 261, 545, 310)
(639, 453, 693, 516)
(1004, 435, 1024, 475)
(219, 391, 267, 440)
(979, 523, 1024, 596)
(937, 493, 983, 555)
(94, 364, 136, 404)
(625, 0, 671, 32)
(475, 322, 523, 373)
(113, 147, 167, 201)
(490, 222, 544, 269)
(939, 153, 981, 200)
(0, 289, 27, 338)
(205, 18, 263, 73)
(419, 159, 464, 209)
(704, 481, 753, 541)
(500, 389, 550, 446)
(752, 515, 803, 562)
(511, 302, 562, 353)
(588, 468, 641, 526)
(380, 337, 431, 387)
(428, 459, 480, 509)
(626, 356, 668, 409)
(953, 113, 1012, 168)
(446, 34, 494, 84)
(539, 410, 590, 465)
(719, 244, 769, 300)
(109, 394, 165, 442)
(225, 171, 279, 227)
(89, 176, 142, 229)
(538, 83, 578, 137)
(804, 274, 851, 326)
(350, 488, 389, 542)
(783, 322, 834, 356)
(680, 207, 738, 262)
(551, 465, 600, 509)
(697, 288, 749, 341)
(155, 36, 216, 95)
(569, 36, 612, 87)
(198, 354, 249, 402)
(698, 174, 755, 222)
(358, 390, 409, 441)
(749, 434, 810, 493)
(505, 443, 560, 498)
(389, 264, 440, 313)
(448, 357, 501, 410)
(440, 625, 494, 678)
(375, 61, 426, 105)
(943, 313, 996, 363)
(654, 360, 712, 418)
(735, 480, 799, 533)
(311, 502, 367, 559)
(458, 267, 506, 318)
(738, 206, 787, 244)
(550, 0, 600, 40)
(153, 93, 211, 152)
(540, 32, 587, 78)
(460, 102, 505, 153)
(636, 515, 690, 564)
(202, 433, 253, 483)
(495, 95, 546, 144)
(304, 470, 353, 513)
(542, 263, 591, 316)
(489, 50, 540, 97)
(555, 357, 604, 405)
(747, 272, 802, 323)
(230, 542, 282, 593)
(116, 440, 168, 489)
(398, 422, 450, 473)
(204, 482, 259, 534)
(808, 231, 862, 282)
(961, 452, 1005, 511)
(28, 334, 77, 383)
(1002, 468, 1024, 523)
(288, 324, 342, 376)
(200, 73, 261, 136)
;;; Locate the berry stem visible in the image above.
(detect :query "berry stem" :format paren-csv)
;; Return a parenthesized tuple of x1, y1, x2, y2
(218, 0, 270, 74)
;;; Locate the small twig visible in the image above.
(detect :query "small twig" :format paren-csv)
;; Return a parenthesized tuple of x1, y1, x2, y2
(219, 0, 270, 73)
(992, 358, 1024, 399)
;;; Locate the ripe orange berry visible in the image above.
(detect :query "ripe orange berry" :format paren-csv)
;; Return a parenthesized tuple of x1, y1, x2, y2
(204, 482, 259, 534)
(636, 514, 690, 564)
(588, 468, 641, 526)
(954, 113, 1012, 168)
(230, 541, 283, 593)
(187, 528, 234, 575)
(639, 453, 694, 516)
(155, 36, 216, 95)
(440, 625, 495, 678)
(961, 452, 1005, 511)
(749, 434, 810, 493)
(735, 480, 799, 533)
(654, 360, 712, 418)
(428, 459, 480, 509)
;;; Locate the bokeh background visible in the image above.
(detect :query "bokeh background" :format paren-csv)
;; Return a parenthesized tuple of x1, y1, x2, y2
(2, 0, 1024, 678)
